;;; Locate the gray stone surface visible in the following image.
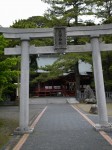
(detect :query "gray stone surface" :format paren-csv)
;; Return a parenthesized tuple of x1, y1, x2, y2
(5, 43, 112, 55)
(66, 97, 79, 104)
(91, 36, 108, 125)
(89, 104, 98, 114)
(19, 40, 30, 132)
(30, 97, 67, 104)
(84, 85, 96, 104)
(1, 23, 112, 38)
(20, 104, 112, 150)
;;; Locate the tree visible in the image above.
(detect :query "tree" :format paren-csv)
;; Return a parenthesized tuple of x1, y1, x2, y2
(0, 35, 18, 101)
(41, 0, 94, 94)
(11, 16, 54, 92)
(101, 51, 112, 91)
(97, 1, 112, 91)
(12, 16, 50, 28)
(89, 0, 112, 21)
(42, 0, 96, 26)
(11, 14, 93, 94)
(33, 52, 92, 94)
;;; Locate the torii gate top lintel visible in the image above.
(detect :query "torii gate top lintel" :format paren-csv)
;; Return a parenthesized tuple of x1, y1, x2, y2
(0, 23, 112, 39)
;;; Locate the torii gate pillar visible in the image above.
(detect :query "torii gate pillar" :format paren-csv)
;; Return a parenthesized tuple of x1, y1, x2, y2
(91, 36, 110, 130)
(16, 39, 33, 134)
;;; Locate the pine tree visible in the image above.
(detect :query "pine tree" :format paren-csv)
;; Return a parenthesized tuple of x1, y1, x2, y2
(41, 0, 94, 93)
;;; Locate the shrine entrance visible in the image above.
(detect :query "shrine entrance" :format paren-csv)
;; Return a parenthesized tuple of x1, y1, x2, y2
(1, 24, 112, 133)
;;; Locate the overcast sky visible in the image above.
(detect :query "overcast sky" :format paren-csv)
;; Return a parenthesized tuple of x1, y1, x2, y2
(0, 0, 101, 27)
(0, 0, 49, 27)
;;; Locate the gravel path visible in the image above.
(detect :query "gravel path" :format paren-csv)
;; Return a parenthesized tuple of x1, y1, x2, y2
(20, 104, 112, 150)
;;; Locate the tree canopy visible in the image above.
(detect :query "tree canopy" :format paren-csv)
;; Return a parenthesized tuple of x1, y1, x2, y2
(0, 35, 18, 101)
(1, 0, 112, 102)
(40, 0, 112, 91)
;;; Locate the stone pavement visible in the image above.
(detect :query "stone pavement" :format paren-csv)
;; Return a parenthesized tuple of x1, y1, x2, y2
(19, 104, 112, 150)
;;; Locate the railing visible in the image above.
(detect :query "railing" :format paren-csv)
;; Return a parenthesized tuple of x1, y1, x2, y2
(79, 92, 112, 100)
(105, 92, 112, 99)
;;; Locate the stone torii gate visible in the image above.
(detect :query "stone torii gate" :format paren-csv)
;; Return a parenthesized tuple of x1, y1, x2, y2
(1, 24, 112, 133)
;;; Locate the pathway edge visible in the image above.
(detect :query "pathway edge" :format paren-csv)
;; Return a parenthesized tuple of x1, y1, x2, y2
(13, 106, 47, 150)
(71, 105, 112, 146)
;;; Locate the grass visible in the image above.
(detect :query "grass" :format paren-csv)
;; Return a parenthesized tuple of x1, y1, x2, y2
(0, 118, 18, 149)
(75, 103, 112, 116)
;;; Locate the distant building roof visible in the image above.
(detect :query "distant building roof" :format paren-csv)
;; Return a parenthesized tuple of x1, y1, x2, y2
(79, 60, 92, 75)
(36, 55, 92, 74)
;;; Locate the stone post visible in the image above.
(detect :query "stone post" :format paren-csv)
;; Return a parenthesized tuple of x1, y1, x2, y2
(91, 35, 110, 130)
(19, 39, 31, 133)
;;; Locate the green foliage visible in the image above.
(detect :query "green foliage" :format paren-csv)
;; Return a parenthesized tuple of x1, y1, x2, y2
(104, 80, 112, 91)
(0, 35, 18, 101)
(32, 52, 92, 83)
(39, 1, 94, 92)
(8, 1, 112, 91)
(41, 0, 112, 92)
(86, 0, 112, 22)
(11, 16, 55, 88)
(42, 0, 97, 25)
(27, 16, 50, 28)
(101, 51, 112, 91)
(12, 16, 51, 28)
(11, 19, 36, 28)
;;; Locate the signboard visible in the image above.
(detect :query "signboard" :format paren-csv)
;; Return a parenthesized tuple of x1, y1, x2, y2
(54, 26, 67, 51)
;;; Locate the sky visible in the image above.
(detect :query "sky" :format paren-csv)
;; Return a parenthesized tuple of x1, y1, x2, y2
(0, 0, 101, 27)
(0, 0, 49, 27)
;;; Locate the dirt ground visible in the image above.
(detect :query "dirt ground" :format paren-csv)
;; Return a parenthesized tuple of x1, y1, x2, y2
(0, 104, 46, 149)
(0, 104, 46, 122)
(76, 103, 112, 116)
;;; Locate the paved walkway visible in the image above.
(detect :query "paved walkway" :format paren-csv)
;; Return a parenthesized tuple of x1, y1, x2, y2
(16, 104, 112, 150)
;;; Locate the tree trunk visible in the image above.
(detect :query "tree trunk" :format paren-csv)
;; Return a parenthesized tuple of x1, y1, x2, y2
(74, 61, 80, 97)
(0, 86, 4, 101)
(73, 13, 80, 96)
